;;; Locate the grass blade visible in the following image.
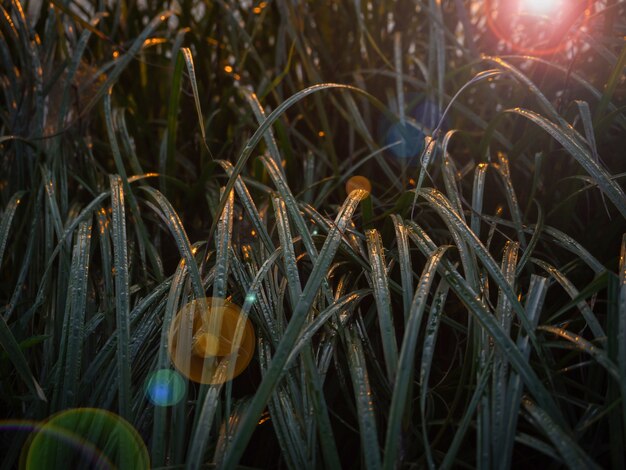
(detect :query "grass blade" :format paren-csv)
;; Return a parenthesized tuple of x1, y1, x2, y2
(110, 175, 132, 420)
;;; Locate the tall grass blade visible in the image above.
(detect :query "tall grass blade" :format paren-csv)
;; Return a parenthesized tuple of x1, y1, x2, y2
(109, 175, 132, 420)
(366, 229, 398, 383)
(60, 219, 92, 409)
(383, 246, 447, 470)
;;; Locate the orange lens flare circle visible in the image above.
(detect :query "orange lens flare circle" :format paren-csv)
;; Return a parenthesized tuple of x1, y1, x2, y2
(484, 0, 592, 56)
(167, 297, 255, 384)
(345, 176, 372, 196)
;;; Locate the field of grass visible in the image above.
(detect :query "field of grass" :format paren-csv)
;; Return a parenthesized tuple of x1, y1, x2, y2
(1, 0, 626, 468)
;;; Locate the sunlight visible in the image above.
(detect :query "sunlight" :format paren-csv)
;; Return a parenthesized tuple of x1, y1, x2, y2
(519, 0, 562, 15)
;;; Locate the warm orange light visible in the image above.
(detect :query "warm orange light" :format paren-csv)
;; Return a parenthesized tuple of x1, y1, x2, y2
(168, 298, 255, 384)
(224, 65, 233, 73)
(345, 176, 372, 196)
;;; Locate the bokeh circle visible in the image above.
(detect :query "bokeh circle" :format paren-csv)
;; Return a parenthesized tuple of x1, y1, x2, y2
(144, 369, 186, 407)
(167, 297, 255, 384)
(21, 408, 149, 470)
(345, 176, 372, 196)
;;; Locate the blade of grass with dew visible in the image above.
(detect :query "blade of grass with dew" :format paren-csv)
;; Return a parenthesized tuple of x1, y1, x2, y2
(218, 160, 274, 253)
(104, 92, 163, 280)
(383, 246, 448, 470)
(287, 290, 369, 364)
(365, 228, 398, 383)
(241, 88, 283, 168)
(537, 326, 619, 381)
(208, 83, 378, 243)
(187, 188, 234, 466)
(485, 216, 605, 275)
(507, 107, 626, 219)
(391, 215, 413, 325)
(272, 194, 342, 469)
(491, 241, 518, 465)
(404, 220, 563, 425)
(222, 189, 369, 468)
(420, 278, 450, 468)
(493, 153, 527, 249)
(499, 274, 548, 469)
(471, 163, 488, 239)
(163, 49, 184, 190)
(516, 201, 544, 276)
(110, 175, 132, 420)
(532, 258, 605, 341)
(140, 186, 205, 299)
(522, 397, 600, 469)
(60, 219, 92, 410)
(180, 47, 210, 156)
(151, 257, 189, 466)
(344, 323, 382, 470)
(419, 187, 536, 341)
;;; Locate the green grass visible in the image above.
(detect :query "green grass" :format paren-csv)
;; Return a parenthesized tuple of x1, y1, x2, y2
(1, 0, 626, 468)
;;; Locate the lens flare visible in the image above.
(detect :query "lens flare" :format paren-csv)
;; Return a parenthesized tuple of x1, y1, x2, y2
(345, 176, 372, 196)
(485, 0, 592, 56)
(167, 298, 255, 384)
(384, 122, 425, 160)
(21, 408, 149, 470)
(144, 369, 186, 407)
(519, 0, 562, 15)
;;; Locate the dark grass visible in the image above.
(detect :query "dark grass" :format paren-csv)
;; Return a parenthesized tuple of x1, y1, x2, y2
(1, 0, 626, 468)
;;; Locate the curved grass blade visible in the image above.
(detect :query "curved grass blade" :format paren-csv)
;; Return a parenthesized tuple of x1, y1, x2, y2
(538, 326, 619, 381)
(522, 397, 600, 469)
(180, 47, 211, 156)
(508, 108, 626, 219)
(532, 258, 605, 340)
(140, 186, 205, 299)
(241, 88, 282, 168)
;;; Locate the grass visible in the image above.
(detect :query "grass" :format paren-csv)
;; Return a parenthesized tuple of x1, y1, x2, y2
(1, 0, 626, 468)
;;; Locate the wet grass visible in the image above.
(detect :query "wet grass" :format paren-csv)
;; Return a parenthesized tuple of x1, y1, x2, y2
(1, 0, 626, 468)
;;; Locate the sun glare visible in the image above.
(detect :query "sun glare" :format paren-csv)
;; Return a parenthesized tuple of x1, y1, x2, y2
(519, 0, 561, 15)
